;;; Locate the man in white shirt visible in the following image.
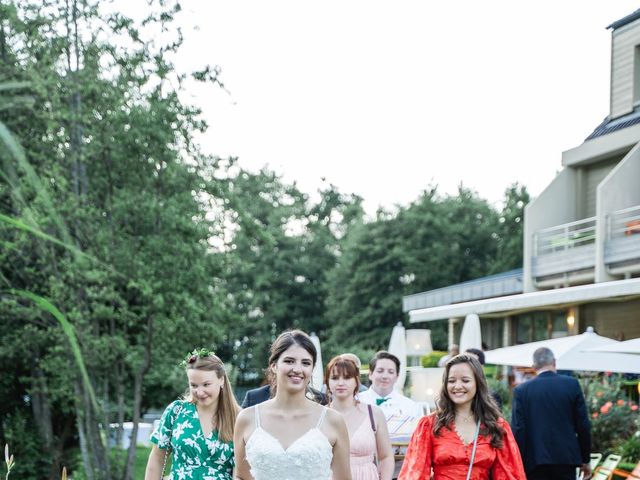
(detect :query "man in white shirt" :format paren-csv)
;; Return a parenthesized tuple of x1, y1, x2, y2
(359, 351, 423, 420)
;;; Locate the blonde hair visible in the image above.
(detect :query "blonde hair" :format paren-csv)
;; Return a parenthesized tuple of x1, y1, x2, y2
(184, 355, 239, 443)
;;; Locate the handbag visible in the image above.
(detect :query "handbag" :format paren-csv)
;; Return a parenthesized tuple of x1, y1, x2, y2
(465, 420, 481, 480)
(160, 403, 183, 480)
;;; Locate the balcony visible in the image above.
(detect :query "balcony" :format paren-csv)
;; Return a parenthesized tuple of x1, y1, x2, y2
(532, 217, 596, 286)
(605, 204, 640, 275)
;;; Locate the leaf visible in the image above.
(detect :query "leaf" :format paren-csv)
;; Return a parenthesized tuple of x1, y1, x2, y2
(7, 290, 100, 413)
(0, 81, 30, 92)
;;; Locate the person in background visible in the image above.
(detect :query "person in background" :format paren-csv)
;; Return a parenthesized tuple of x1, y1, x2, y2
(399, 354, 525, 479)
(437, 344, 459, 367)
(241, 366, 327, 407)
(512, 347, 591, 480)
(342, 352, 368, 393)
(145, 348, 240, 480)
(358, 351, 423, 419)
(326, 354, 394, 480)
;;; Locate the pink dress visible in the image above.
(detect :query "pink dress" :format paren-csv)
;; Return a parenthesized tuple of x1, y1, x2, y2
(349, 417, 379, 480)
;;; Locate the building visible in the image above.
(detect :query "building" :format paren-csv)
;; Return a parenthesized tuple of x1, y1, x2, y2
(404, 10, 640, 348)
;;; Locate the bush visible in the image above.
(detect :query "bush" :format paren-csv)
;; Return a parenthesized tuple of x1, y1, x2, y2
(618, 434, 640, 463)
(421, 351, 447, 368)
(583, 375, 639, 453)
(1, 410, 50, 479)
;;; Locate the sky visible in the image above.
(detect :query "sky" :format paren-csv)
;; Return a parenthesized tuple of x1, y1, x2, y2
(120, 1, 640, 214)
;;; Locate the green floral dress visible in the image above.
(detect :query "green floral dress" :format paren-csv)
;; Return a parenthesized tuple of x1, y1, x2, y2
(150, 400, 234, 480)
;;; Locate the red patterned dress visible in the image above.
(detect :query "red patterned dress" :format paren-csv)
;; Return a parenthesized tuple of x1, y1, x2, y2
(398, 414, 525, 480)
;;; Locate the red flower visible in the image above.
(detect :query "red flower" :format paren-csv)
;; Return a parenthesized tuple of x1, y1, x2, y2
(592, 412, 599, 419)
(631, 405, 638, 411)
(617, 399, 625, 406)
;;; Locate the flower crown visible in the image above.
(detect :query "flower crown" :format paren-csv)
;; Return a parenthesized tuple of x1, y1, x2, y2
(180, 347, 215, 367)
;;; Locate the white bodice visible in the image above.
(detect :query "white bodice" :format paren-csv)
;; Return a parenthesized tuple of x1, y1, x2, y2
(245, 405, 333, 480)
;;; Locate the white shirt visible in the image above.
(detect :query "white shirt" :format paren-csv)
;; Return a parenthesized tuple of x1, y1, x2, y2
(358, 387, 424, 420)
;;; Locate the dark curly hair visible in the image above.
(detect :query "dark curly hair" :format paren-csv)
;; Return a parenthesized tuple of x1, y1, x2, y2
(433, 353, 504, 448)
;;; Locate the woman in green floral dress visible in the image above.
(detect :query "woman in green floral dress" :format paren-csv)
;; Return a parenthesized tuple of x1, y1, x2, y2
(145, 349, 240, 480)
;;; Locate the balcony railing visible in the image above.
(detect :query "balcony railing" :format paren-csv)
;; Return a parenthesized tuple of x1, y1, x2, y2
(605, 204, 640, 270)
(532, 217, 596, 278)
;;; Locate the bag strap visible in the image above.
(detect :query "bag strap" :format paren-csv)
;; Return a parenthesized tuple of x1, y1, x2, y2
(160, 403, 183, 480)
(367, 404, 376, 432)
(465, 420, 481, 480)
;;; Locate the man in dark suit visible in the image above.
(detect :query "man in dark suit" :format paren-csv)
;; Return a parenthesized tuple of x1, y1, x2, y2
(241, 383, 327, 408)
(512, 347, 592, 480)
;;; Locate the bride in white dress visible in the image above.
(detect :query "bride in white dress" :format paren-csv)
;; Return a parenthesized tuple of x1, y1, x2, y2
(234, 330, 352, 480)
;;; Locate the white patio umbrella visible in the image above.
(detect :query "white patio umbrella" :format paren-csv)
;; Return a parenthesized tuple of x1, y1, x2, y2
(484, 327, 640, 374)
(388, 322, 407, 392)
(459, 313, 482, 353)
(309, 332, 324, 391)
(586, 338, 640, 355)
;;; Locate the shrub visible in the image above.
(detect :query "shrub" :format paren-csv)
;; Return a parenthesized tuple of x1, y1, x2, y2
(421, 351, 447, 368)
(583, 375, 639, 453)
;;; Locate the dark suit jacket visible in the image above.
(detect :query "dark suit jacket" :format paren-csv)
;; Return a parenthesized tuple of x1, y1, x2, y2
(512, 370, 591, 473)
(241, 384, 328, 408)
(241, 385, 272, 408)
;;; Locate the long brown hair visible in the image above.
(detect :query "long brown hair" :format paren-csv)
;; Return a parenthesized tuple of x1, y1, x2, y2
(184, 354, 239, 443)
(433, 354, 504, 448)
(324, 355, 361, 399)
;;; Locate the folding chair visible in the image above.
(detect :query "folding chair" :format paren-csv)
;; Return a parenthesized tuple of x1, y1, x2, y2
(590, 453, 603, 471)
(592, 454, 622, 480)
(612, 459, 640, 479)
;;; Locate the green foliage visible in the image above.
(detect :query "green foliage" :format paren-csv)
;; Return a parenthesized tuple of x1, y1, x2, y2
(583, 375, 639, 453)
(421, 351, 447, 368)
(487, 378, 510, 408)
(2, 411, 49, 479)
(618, 435, 640, 463)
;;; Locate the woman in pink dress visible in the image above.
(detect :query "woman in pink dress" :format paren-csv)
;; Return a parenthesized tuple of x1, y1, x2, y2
(398, 354, 525, 480)
(326, 355, 394, 480)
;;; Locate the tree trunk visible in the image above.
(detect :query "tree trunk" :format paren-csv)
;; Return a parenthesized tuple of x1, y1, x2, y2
(122, 315, 153, 480)
(31, 364, 60, 480)
(116, 361, 125, 447)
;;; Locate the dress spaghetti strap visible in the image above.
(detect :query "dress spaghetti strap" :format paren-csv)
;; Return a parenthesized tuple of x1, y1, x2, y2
(316, 406, 328, 428)
(254, 405, 261, 429)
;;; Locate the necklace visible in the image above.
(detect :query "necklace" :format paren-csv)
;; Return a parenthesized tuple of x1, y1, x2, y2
(456, 412, 475, 424)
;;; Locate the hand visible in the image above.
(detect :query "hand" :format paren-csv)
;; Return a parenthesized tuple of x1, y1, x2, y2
(580, 463, 592, 480)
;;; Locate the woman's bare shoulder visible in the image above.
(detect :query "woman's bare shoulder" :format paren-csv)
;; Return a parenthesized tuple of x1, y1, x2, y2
(236, 405, 256, 426)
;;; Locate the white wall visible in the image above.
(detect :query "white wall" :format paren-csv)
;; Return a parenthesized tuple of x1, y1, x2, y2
(523, 168, 578, 291)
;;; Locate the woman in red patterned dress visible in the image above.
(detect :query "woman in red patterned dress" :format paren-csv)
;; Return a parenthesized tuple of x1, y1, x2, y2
(399, 354, 525, 480)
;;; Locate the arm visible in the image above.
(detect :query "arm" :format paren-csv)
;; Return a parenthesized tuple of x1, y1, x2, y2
(328, 410, 352, 480)
(144, 445, 168, 480)
(397, 415, 433, 480)
(490, 419, 526, 480)
(573, 382, 592, 479)
(510, 387, 525, 454)
(373, 406, 394, 480)
(146, 401, 178, 480)
(233, 409, 255, 480)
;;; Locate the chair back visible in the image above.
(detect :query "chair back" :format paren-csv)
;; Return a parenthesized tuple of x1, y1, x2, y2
(590, 453, 603, 471)
(593, 454, 622, 480)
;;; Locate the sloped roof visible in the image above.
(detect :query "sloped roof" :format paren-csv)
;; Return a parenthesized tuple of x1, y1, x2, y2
(585, 108, 640, 141)
(608, 9, 640, 30)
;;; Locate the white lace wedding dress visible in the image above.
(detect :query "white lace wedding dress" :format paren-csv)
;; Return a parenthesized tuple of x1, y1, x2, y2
(245, 405, 333, 480)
